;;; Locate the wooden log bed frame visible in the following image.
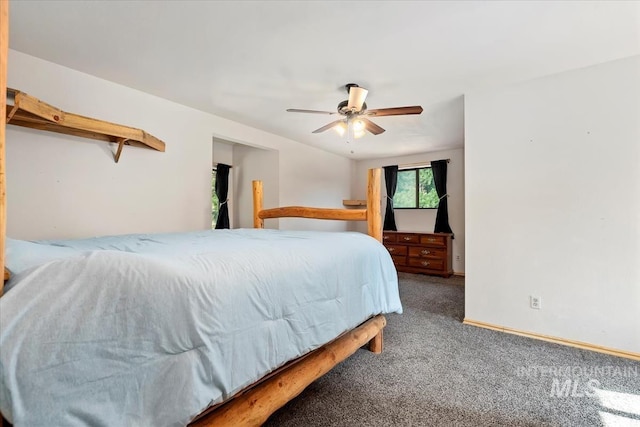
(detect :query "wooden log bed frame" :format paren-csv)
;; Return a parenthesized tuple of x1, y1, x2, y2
(0, 5, 389, 425)
(189, 168, 384, 426)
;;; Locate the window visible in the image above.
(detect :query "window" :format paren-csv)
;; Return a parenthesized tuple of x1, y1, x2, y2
(393, 166, 439, 209)
(211, 168, 219, 228)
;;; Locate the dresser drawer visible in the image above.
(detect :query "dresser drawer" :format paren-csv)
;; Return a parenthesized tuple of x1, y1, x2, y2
(408, 246, 447, 259)
(396, 233, 419, 244)
(391, 255, 407, 266)
(387, 231, 452, 277)
(407, 257, 445, 270)
(420, 234, 447, 247)
(384, 245, 407, 256)
(382, 233, 397, 243)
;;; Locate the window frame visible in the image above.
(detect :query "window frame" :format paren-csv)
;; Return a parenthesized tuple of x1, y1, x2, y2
(393, 166, 438, 210)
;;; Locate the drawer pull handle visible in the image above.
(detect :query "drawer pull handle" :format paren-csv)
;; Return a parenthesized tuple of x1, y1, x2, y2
(421, 250, 431, 255)
(427, 238, 436, 242)
(388, 247, 396, 252)
(383, 236, 389, 240)
(403, 237, 412, 241)
(421, 261, 430, 266)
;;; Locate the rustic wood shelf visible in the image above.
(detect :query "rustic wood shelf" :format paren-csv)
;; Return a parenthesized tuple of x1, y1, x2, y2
(5, 88, 166, 163)
(342, 199, 367, 207)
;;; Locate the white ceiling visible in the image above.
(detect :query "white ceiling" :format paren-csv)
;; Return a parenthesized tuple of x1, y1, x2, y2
(8, 1, 640, 159)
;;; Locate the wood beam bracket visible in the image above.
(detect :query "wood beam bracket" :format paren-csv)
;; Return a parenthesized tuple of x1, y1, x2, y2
(114, 137, 129, 163)
(5, 103, 18, 123)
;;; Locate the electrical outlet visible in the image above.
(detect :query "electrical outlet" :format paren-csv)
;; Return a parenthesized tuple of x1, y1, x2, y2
(530, 296, 542, 310)
(455, 255, 461, 261)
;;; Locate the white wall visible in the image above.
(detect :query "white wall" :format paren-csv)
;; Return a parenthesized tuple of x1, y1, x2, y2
(7, 51, 214, 239)
(212, 138, 234, 166)
(465, 55, 640, 353)
(216, 137, 354, 232)
(6, 50, 353, 239)
(353, 148, 465, 273)
(277, 146, 354, 232)
(232, 144, 279, 229)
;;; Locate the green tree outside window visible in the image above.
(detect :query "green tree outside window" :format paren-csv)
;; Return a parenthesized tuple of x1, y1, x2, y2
(393, 167, 439, 209)
(212, 169, 219, 228)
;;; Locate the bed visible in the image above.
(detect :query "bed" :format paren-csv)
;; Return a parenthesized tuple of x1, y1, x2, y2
(0, 7, 400, 424)
(0, 169, 402, 426)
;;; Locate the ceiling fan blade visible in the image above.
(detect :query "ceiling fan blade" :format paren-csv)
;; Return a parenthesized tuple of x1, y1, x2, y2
(361, 118, 385, 135)
(367, 106, 423, 116)
(347, 87, 368, 112)
(312, 120, 345, 134)
(286, 108, 336, 115)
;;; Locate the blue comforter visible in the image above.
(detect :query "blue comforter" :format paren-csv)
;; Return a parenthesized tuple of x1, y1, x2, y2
(0, 229, 401, 426)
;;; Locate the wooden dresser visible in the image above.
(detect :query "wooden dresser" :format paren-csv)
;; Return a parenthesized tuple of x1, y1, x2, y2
(383, 231, 453, 277)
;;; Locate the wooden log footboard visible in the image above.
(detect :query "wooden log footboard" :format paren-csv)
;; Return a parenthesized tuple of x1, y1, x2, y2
(190, 315, 386, 426)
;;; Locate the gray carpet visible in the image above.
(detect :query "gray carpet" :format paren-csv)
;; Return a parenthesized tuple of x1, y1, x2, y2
(265, 273, 640, 426)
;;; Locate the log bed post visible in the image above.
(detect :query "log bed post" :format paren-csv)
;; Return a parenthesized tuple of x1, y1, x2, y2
(1, 0, 9, 298)
(366, 168, 382, 242)
(252, 180, 264, 229)
(1, 3, 7, 425)
(365, 170, 384, 353)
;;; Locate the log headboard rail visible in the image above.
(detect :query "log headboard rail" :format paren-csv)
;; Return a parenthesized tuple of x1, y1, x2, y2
(252, 168, 382, 242)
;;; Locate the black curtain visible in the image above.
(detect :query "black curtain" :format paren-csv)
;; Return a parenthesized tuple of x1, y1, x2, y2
(214, 163, 231, 229)
(383, 165, 398, 231)
(431, 160, 453, 237)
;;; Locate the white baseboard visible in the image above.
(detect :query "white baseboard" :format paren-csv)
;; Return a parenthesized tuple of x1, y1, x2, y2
(463, 318, 640, 361)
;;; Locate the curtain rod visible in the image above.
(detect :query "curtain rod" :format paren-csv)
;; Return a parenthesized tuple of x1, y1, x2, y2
(384, 159, 450, 169)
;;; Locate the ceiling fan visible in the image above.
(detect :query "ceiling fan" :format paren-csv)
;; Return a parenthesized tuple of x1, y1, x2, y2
(286, 83, 423, 139)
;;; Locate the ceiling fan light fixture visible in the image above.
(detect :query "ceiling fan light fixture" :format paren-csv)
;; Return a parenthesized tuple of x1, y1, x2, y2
(352, 119, 366, 139)
(333, 121, 347, 136)
(347, 86, 368, 112)
(287, 83, 421, 139)
(344, 118, 365, 140)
